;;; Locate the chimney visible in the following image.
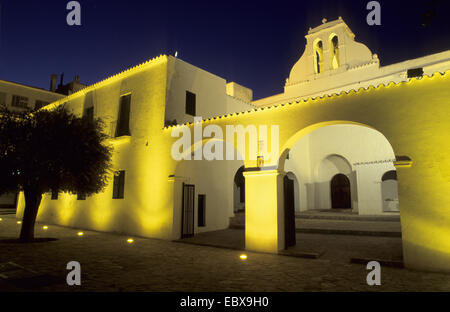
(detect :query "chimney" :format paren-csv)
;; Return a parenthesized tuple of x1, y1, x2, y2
(74, 75, 80, 83)
(59, 73, 64, 87)
(50, 74, 58, 92)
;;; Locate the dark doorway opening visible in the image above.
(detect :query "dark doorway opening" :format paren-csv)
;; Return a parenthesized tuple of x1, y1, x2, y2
(181, 183, 195, 238)
(198, 194, 206, 227)
(330, 174, 351, 209)
(234, 166, 245, 213)
(284, 175, 296, 248)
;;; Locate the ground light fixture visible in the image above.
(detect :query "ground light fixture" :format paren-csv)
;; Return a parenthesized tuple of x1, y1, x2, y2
(77, 231, 84, 236)
(127, 238, 134, 244)
(17, 221, 22, 224)
(0, 218, 2, 221)
(240, 254, 248, 260)
(43, 225, 48, 230)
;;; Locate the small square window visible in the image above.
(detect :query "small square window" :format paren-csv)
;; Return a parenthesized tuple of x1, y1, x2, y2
(185, 91, 196, 116)
(407, 68, 423, 78)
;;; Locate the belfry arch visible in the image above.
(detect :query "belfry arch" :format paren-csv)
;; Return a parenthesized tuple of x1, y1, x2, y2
(313, 39, 324, 74)
(329, 34, 340, 69)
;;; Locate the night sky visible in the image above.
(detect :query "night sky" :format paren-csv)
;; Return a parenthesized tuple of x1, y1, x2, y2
(1, 0, 450, 100)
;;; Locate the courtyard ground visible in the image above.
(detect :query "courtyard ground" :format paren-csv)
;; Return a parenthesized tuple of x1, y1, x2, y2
(0, 214, 449, 292)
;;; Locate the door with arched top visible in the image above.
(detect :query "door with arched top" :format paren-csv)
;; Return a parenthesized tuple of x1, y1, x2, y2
(330, 174, 351, 209)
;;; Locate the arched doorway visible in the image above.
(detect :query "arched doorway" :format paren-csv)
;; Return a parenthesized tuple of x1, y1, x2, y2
(381, 170, 399, 212)
(330, 173, 351, 209)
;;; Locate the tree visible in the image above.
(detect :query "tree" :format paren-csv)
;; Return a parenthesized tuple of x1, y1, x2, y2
(0, 105, 112, 242)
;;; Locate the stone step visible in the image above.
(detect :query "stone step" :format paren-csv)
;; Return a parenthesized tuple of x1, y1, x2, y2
(229, 224, 401, 237)
(229, 212, 401, 238)
(0, 209, 16, 215)
(296, 211, 400, 222)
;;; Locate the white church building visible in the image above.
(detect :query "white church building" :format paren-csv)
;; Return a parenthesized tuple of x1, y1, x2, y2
(15, 18, 450, 273)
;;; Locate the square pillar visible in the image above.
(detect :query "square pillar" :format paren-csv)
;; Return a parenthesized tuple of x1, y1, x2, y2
(243, 169, 285, 253)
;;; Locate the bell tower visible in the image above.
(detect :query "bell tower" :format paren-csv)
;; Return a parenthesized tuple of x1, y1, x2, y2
(285, 17, 379, 94)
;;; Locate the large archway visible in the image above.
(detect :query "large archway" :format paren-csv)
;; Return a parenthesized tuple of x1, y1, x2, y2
(241, 121, 403, 257)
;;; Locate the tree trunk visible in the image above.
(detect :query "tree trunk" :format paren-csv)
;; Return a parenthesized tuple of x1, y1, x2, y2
(19, 189, 42, 242)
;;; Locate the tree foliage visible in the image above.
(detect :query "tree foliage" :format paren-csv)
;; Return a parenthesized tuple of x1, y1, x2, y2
(0, 105, 113, 241)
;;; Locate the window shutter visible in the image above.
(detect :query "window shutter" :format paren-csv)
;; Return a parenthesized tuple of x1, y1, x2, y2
(119, 171, 125, 198)
(116, 95, 131, 136)
(113, 171, 125, 199)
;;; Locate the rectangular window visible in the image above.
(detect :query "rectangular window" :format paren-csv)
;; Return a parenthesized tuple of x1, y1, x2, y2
(115, 94, 131, 137)
(84, 106, 94, 122)
(113, 170, 125, 199)
(35, 100, 49, 110)
(11, 95, 28, 108)
(77, 193, 86, 200)
(185, 91, 196, 116)
(51, 190, 58, 200)
(0, 92, 6, 106)
(407, 68, 424, 78)
(198, 194, 206, 227)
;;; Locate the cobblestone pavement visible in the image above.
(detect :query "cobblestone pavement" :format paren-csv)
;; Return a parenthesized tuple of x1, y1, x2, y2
(0, 215, 449, 292)
(178, 228, 403, 262)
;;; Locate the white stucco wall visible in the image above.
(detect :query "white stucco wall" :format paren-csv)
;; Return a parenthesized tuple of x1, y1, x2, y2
(174, 142, 244, 234)
(17, 57, 174, 239)
(165, 56, 254, 126)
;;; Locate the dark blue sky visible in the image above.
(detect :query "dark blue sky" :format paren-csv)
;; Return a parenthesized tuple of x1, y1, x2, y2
(1, 0, 450, 100)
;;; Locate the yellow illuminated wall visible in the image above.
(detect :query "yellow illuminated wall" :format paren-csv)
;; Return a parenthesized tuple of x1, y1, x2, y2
(16, 53, 450, 273)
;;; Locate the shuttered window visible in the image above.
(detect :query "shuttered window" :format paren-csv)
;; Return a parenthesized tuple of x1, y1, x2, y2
(113, 170, 125, 199)
(115, 94, 131, 137)
(11, 95, 28, 108)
